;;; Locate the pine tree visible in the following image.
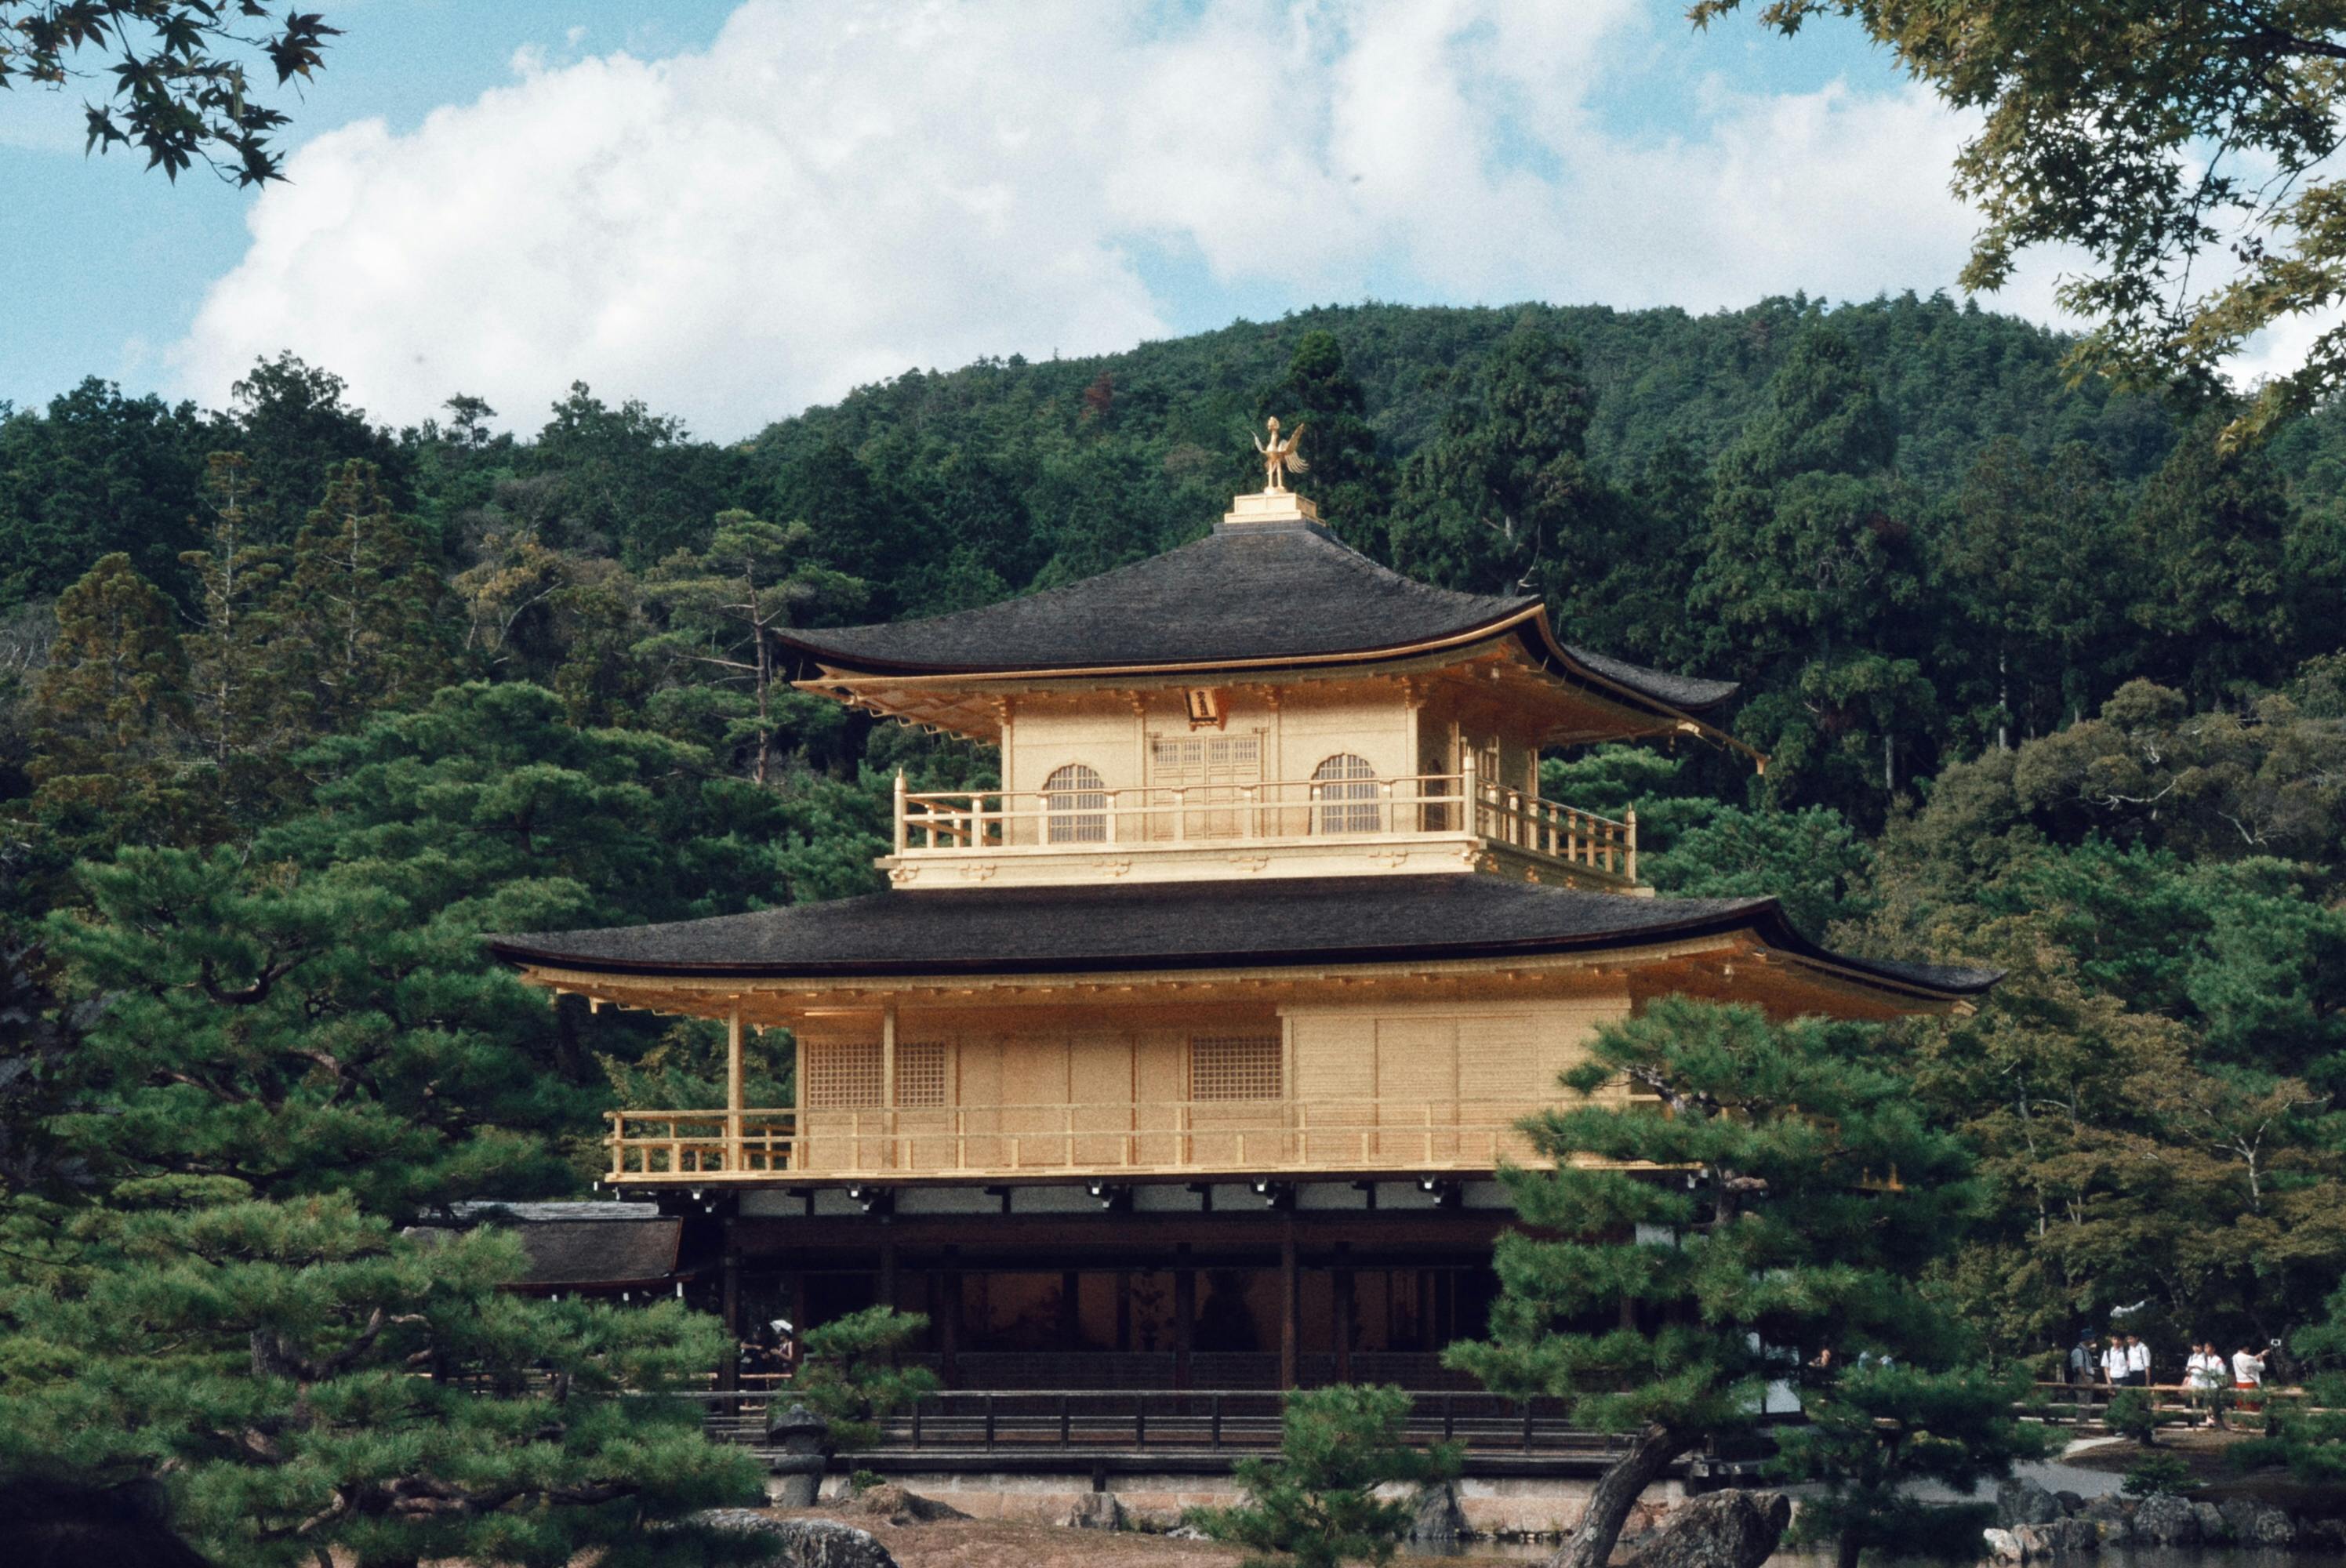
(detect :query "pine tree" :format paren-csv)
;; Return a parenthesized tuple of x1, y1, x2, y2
(1447, 997, 1997, 1568)
(281, 459, 454, 731)
(0, 1183, 761, 1568)
(793, 1306, 940, 1454)
(637, 510, 866, 786)
(179, 451, 299, 826)
(24, 553, 210, 858)
(1188, 1383, 1461, 1568)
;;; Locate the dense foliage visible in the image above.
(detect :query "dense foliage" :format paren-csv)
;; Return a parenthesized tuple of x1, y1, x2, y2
(2, 294, 2344, 1554)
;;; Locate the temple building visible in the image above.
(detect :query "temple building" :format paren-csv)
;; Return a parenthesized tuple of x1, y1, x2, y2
(489, 474, 1994, 1394)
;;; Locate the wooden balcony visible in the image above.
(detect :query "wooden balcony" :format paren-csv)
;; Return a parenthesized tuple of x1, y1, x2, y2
(605, 1096, 1555, 1185)
(886, 764, 1636, 891)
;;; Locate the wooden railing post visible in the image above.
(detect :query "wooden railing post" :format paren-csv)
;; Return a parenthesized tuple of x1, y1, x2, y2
(1460, 751, 1477, 837)
(892, 771, 908, 853)
(1625, 807, 1638, 882)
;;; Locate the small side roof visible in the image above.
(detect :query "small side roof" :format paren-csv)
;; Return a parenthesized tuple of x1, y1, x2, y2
(489, 874, 1997, 1003)
(778, 519, 1736, 719)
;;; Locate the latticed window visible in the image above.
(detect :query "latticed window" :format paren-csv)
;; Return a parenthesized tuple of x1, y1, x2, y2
(1310, 752, 1382, 833)
(1043, 763, 1108, 843)
(805, 1040, 883, 1108)
(1190, 1034, 1282, 1102)
(895, 1040, 947, 1108)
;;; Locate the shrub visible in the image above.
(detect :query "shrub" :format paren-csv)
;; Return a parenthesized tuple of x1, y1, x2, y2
(2123, 1452, 2194, 1497)
(1186, 1385, 1462, 1568)
(2108, 1388, 2159, 1446)
(793, 1307, 939, 1454)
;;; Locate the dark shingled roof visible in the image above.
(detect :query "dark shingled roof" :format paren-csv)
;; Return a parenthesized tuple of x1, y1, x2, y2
(412, 1210, 689, 1289)
(490, 875, 1998, 999)
(778, 519, 1736, 716)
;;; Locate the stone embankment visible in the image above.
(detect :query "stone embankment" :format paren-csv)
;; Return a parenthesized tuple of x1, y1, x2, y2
(1981, 1475, 2346, 1561)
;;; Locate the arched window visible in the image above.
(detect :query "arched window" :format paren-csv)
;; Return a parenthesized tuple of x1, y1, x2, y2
(1310, 753, 1381, 833)
(1043, 763, 1108, 844)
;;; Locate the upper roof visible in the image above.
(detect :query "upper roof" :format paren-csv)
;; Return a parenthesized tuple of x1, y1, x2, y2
(489, 873, 1998, 1001)
(778, 518, 1737, 717)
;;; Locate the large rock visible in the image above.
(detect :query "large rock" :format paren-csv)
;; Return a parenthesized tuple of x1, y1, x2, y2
(2217, 1499, 2294, 1547)
(1407, 1480, 1469, 1549)
(2079, 1496, 2132, 1544)
(697, 1512, 899, 1568)
(1997, 1477, 2065, 1526)
(833, 1484, 968, 1526)
(2010, 1519, 2101, 1559)
(1056, 1493, 1128, 1531)
(2130, 1494, 2199, 1546)
(1983, 1527, 2025, 1562)
(2301, 1518, 2346, 1552)
(1617, 1490, 1792, 1568)
(2190, 1501, 2230, 1543)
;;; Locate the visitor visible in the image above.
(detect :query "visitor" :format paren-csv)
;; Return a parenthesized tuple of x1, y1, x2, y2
(2233, 1342, 2267, 1414)
(2124, 1334, 2152, 1388)
(2068, 1335, 2098, 1397)
(2185, 1341, 2228, 1428)
(2101, 1336, 2129, 1389)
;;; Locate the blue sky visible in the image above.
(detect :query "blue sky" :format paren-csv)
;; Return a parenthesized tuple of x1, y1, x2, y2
(2, 2, 1993, 440)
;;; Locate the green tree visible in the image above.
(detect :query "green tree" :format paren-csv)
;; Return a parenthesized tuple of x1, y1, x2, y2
(0, 2, 336, 183)
(637, 510, 866, 786)
(1389, 325, 1604, 594)
(1693, 1, 2346, 442)
(178, 450, 296, 826)
(1447, 997, 1985, 1568)
(1777, 1362, 2050, 1568)
(1690, 325, 1933, 808)
(280, 458, 452, 730)
(227, 354, 410, 542)
(1252, 330, 1394, 551)
(23, 550, 207, 858)
(0, 377, 210, 601)
(1187, 1383, 1461, 1568)
(0, 1182, 761, 1568)
(792, 1306, 940, 1454)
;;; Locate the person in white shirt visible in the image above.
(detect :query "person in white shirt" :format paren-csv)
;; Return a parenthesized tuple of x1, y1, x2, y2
(2186, 1342, 2228, 1428)
(2125, 1335, 2152, 1387)
(2234, 1344, 2268, 1413)
(2101, 1338, 2129, 1388)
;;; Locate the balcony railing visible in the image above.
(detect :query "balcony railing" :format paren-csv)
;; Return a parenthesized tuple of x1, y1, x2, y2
(605, 1097, 1563, 1182)
(892, 767, 1636, 882)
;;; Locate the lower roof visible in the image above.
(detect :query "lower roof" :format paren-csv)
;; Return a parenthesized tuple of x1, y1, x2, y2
(489, 875, 1996, 1000)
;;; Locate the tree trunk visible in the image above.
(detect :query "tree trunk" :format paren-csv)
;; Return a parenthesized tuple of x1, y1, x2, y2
(1837, 1528, 1863, 1568)
(1545, 1424, 1687, 1568)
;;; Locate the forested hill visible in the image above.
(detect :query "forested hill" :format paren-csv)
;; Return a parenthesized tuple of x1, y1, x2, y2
(4, 295, 2344, 1363)
(764, 294, 2176, 495)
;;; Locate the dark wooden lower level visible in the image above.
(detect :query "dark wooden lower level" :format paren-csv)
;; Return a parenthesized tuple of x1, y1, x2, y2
(687, 1197, 1519, 1391)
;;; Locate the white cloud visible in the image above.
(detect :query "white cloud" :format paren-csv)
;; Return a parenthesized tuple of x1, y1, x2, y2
(170, 0, 2076, 439)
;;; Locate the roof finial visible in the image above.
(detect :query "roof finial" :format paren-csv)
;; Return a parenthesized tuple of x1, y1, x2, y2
(1252, 416, 1308, 494)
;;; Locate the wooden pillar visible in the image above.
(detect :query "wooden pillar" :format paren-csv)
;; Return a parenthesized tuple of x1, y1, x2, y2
(1173, 1249, 1195, 1390)
(939, 1251, 961, 1388)
(1059, 1270, 1080, 1349)
(1115, 1269, 1133, 1352)
(1333, 1244, 1355, 1385)
(1280, 1225, 1299, 1390)
(877, 1229, 898, 1313)
(725, 1004, 745, 1167)
(717, 1218, 742, 1396)
(881, 1001, 898, 1167)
